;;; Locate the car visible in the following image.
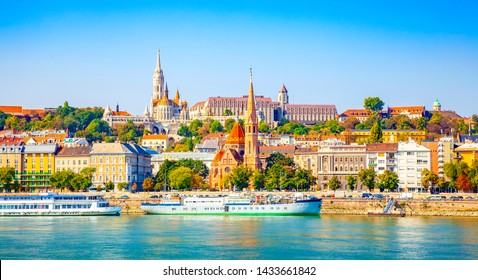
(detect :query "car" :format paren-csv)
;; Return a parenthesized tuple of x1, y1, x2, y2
(210, 188, 219, 192)
(373, 194, 384, 200)
(450, 196, 463, 201)
(465, 196, 476, 200)
(362, 193, 373, 199)
(149, 195, 159, 199)
(120, 195, 129, 199)
(427, 195, 445, 201)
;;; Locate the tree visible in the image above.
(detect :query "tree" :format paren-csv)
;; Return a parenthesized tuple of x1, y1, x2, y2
(293, 168, 316, 191)
(457, 174, 473, 192)
(0, 167, 16, 192)
(223, 109, 233, 116)
(343, 117, 360, 130)
(177, 124, 192, 137)
(224, 118, 236, 132)
(346, 175, 357, 191)
(169, 167, 193, 190)
(50, 170, 76, 191)
(251, 170, 265, 190)
(421, 168, 438, 193)
(190, 174, 205, 190)
(443, 161, 469, 187)
(104, 181, 115, 192)
(209, 120, 224, 133)
(117, 182, 128, 192)
(265, 152, 295, 170)
(131, 182, 138, 193)
(364, 97, 384, 113)
(228, 166, 253, 191)
(467, 161, 478, 192)
(258, 120, 270, 133)
(378, 170, 399, 191)
(358, 168, 377, 192)
(369, 121, 383, 143)
(328, 176, 342, 191)
(142, 178, 154, 192)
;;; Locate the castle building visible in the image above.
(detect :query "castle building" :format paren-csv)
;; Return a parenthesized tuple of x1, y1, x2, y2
(190, 83, 337, 127)
(209, 71, 262, 190)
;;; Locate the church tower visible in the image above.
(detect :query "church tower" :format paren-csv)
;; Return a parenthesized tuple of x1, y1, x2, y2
(153, 49, 165, 99)
(244, 69, 262, 170)
(278, 83, 289, 109)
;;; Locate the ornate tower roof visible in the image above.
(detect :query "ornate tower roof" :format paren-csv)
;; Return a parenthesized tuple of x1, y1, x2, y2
(159, 95, 170, 106)
(245, 69, 258, 124)
(225, 122, 245, 144)
(279, 83, 288, 93)
(173, 88, 181, 104)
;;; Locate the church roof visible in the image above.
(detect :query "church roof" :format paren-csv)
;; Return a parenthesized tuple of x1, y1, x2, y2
(280, 83, 288, 93)
(225, 122, 245, 144)
(159, 95, 170, 106)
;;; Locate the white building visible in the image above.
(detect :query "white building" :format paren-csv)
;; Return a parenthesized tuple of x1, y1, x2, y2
(397, 140, 431, 192)
(366, 143, 398, 175)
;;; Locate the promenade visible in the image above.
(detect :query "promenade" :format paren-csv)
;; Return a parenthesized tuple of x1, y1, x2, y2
(104, 191, 478, 217)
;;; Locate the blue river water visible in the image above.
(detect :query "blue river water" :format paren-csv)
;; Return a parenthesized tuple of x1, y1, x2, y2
(0, 215, 477, 260)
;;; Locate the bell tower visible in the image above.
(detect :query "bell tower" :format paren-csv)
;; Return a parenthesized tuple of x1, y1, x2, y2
(244, 69, 262, 170)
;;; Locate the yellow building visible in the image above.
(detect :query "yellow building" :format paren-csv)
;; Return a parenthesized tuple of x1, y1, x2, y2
(455, 143, 478, 166)
(90, 142, 152, 191)
(55, 146, 91, 173)
(21, 144, 59, 192)
(344, 129, 426, 144)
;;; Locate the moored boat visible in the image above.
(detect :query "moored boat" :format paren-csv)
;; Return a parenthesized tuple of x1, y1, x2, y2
(141, 194, 322, 215)
(0, 193, 122, 216)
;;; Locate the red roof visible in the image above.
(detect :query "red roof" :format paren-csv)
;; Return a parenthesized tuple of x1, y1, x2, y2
(0, 106, 23, 114)
(225, 123, 245, 145)
(388, 106, 425, 114)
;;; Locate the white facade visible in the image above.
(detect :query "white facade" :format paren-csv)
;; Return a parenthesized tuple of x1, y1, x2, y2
(397, 140, 431, 192)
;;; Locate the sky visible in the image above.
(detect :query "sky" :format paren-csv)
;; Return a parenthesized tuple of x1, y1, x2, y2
(1, 0, 477, 117)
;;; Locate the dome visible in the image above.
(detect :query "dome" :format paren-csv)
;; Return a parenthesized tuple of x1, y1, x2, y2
(225, 122, 245, 144)
(433, 98, 441, 107)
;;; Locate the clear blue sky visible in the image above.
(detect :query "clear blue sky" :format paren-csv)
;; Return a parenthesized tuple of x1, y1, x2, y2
(1, 0, 477, 117)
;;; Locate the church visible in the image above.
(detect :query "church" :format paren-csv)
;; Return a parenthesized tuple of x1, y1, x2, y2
(209, 70, 262, 189)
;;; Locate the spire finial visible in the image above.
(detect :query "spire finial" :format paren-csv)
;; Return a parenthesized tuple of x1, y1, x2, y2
(156, 48, 161, 70)
(250, 67, 253, 83)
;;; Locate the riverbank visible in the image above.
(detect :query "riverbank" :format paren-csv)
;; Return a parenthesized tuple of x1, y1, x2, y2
(104, 191, 478, 217)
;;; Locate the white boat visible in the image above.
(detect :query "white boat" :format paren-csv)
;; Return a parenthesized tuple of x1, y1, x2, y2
(141, 194, 322, 215)
(0, 193, 122, 216)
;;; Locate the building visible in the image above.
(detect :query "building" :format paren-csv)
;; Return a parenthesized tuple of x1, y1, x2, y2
(0, 105, 51, 117)
(21, 144, 59, 192)
(210, 71, 262, 189)
(102, 104, 161, 133)
(387, 106, 426, 119)
(344, 129, 427, 144)
(55, 146, 91, 173)
(366, 143, 398, 175)
(151, 152, 216, 177)
(295, 144, 367, 191)
(190, 83, 337, 127)
(141, 134, 172, 152)
(63, 138, 89, 147)
(259, 145, 296, 168)
(150, 49, 190, 127)
(90, 142, 152, 191)
(455, 143, 478, 167)
(397, 140, 431, 192)
(337, 109, 373, 122)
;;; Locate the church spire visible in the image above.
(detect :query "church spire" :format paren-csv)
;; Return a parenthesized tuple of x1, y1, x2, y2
(156, 48, 161, 71)
(244, 68, 262, 171)
(153, 48, 165, 99)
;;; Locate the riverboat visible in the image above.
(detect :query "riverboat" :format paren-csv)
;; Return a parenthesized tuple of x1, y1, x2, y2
(0, 193, 122, 216)
(141, 194, 322, 215)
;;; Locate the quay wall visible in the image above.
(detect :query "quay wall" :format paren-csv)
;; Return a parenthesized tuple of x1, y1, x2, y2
(105, 192, 478, 217)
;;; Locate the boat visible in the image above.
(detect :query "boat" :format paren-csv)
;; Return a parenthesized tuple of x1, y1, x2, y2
(141, 194, 322, 215)
(0, 193, 122, 216)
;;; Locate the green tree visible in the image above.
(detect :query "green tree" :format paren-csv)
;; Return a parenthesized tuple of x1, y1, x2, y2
(378, 170, 399, 191)
(189, 119, 203, 136)
(224, 118, 236, 132)
(364, 97, 385, 113)
(117, 182, 128, 191)
(258, 120, 270, 133)
(177, 124, 192, 137)
(443, 161, 469, 187)
(169, 166, 193, 190)
(346, 175, 357, 191)
(328, 176, 342, 191)
(265, 152, 295, 170)
(209, 120, 224, 133)
(251, 170, 265, 190)
(0, 167, 16, 192)
(421, 168, 438, 193)
(190, 174, 205, 190)
(467, 161, 478, 192)
(104, 181, 115, 192)
(228, 166, 253, 191)
(50, 170, 76, 191)
(293, 168, 316, 191)
(142, 178, 154, 192)
(4, 115, 19, 130)
(369, 121, 383, 143)
(0, 110, 11, 130)
(223, 109, 233, 116)
(358, 167, 377, 192)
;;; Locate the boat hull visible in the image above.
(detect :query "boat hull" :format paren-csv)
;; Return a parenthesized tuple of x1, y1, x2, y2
(141, 200, 322, 216)
(0, 206, 123, 216)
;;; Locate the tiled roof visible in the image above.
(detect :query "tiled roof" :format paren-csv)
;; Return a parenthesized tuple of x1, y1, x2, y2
(340, 109, 372, 117)
(0, 105, 23, 114)
(388, 106, 425, 114)
(142, 134, 168, 140)
(225, 123, 245, 145)
(111, 111, 132, 116)
(285, 104, 336, 109)
(366, 143, 398, 152)
(24, 144, 58, 154)
(0, 137, 24, 146)
(56, 146, 91, 157)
